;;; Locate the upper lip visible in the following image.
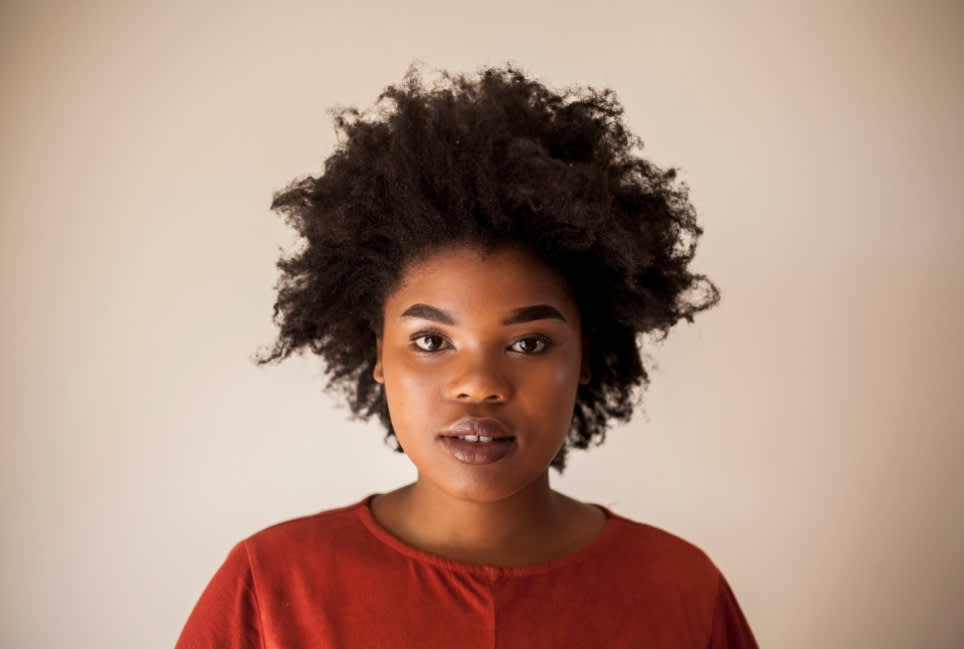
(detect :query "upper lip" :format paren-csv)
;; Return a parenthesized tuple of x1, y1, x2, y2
(441, 417, 513, 439)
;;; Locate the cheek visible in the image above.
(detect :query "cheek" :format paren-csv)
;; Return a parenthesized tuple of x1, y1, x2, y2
(512, 354, 583, 417)
(381, 357, 443, 430)
(523, 363, 576, 397)
(543, 344, 584, 391)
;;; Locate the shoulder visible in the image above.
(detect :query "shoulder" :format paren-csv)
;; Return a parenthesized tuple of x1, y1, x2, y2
(606, 511, 717, 566)
(600, 511, 723, 595)
(238, 497, 381, 574)
(175, 498, 378, 648)
(594, 512, 762, 646)
(244, 497, 369, 547)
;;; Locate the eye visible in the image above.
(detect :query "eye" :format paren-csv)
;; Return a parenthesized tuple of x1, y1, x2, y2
(411, 334, 450, 352)
(508, 336, 549, 354)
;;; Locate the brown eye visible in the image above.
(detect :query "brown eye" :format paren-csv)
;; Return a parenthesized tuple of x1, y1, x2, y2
(412, 334, 449, 352)
(508, 337, 548, 354)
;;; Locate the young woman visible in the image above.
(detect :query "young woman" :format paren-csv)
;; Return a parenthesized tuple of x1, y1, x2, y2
(175, 65, 759, 648)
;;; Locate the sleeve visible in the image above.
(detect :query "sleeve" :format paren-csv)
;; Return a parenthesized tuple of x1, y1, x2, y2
(174, 541, 264, 649)
(707, 575, 759, 649)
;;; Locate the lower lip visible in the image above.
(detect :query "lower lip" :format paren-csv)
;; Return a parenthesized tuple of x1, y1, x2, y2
(440, 437, 516, 465)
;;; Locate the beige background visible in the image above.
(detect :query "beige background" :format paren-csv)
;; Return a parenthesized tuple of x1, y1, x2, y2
(2, 2, 962, 648)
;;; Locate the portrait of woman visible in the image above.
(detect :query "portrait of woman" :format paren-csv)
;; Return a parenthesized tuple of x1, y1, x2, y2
(173, 64, 756, 648)
(3, 4, 962, 649)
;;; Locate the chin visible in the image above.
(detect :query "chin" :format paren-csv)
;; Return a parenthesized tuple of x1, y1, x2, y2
(430, 466, 549, 506)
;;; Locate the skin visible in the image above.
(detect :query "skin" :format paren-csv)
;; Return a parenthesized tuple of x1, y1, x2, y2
(370, 244, 607, 566)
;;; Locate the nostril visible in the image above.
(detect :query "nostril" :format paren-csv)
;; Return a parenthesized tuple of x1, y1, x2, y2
(454, 392, 503, 402)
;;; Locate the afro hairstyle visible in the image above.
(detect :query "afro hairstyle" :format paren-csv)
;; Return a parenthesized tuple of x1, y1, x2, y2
(255, 64, 720, 470)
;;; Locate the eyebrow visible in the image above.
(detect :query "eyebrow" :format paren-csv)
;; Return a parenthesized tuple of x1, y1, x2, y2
(400, 303, 566, 325)
(400, 303, 456, 324)
(502, 304, 566, 325)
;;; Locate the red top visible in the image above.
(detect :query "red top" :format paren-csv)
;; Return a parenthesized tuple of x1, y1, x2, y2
(175, 496, 758, 648)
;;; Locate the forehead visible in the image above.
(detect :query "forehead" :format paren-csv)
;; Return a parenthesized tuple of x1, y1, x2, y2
(384, 245, 579, 319)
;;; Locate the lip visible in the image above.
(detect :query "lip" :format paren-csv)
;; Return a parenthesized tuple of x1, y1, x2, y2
(441, 417, 513, 440)
(439, 417, 516, 465)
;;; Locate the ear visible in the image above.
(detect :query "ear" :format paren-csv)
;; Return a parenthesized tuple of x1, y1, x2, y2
(373, 337, 385, 384)
(579, 335, 592, 385)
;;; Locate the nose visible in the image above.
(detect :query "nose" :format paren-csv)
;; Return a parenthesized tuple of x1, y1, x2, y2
(445, 349, 512, 404)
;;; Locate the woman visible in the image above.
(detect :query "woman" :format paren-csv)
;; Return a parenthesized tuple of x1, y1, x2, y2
(175, 64, 758, 648)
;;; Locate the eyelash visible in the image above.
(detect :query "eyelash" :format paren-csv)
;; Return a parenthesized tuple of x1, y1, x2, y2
(409, 331, 553, 355)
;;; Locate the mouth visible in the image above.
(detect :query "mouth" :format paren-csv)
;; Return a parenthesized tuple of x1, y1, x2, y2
(439, 418, 516, 465)
(441, 417, 513, 439)
(446, 434, 511, 443)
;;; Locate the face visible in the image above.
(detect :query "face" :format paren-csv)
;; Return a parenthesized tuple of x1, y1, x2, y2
(373, 244, 590, 504)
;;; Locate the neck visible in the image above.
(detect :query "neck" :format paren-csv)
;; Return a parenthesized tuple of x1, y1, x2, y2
(372, 474, 603, 566)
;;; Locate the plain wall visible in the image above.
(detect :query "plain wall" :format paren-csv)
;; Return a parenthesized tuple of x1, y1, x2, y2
(2, 3, 962, 648)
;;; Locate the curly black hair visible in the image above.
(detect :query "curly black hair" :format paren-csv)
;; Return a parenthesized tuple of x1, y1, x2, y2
(255, 64, 720, 470)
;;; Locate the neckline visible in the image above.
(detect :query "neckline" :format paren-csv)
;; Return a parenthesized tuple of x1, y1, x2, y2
(354, 493, 624, 576)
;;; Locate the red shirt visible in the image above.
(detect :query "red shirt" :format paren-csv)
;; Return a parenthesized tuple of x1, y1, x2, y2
(176, 496, 758, 648)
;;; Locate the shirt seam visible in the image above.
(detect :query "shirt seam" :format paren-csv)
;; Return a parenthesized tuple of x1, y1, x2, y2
(241, 539, 267, 649)
(705, 571, 724, 649)
(489, 570, 499, 649)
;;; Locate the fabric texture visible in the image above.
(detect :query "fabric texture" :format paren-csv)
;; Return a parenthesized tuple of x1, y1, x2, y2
(175, 496, 758, 649)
